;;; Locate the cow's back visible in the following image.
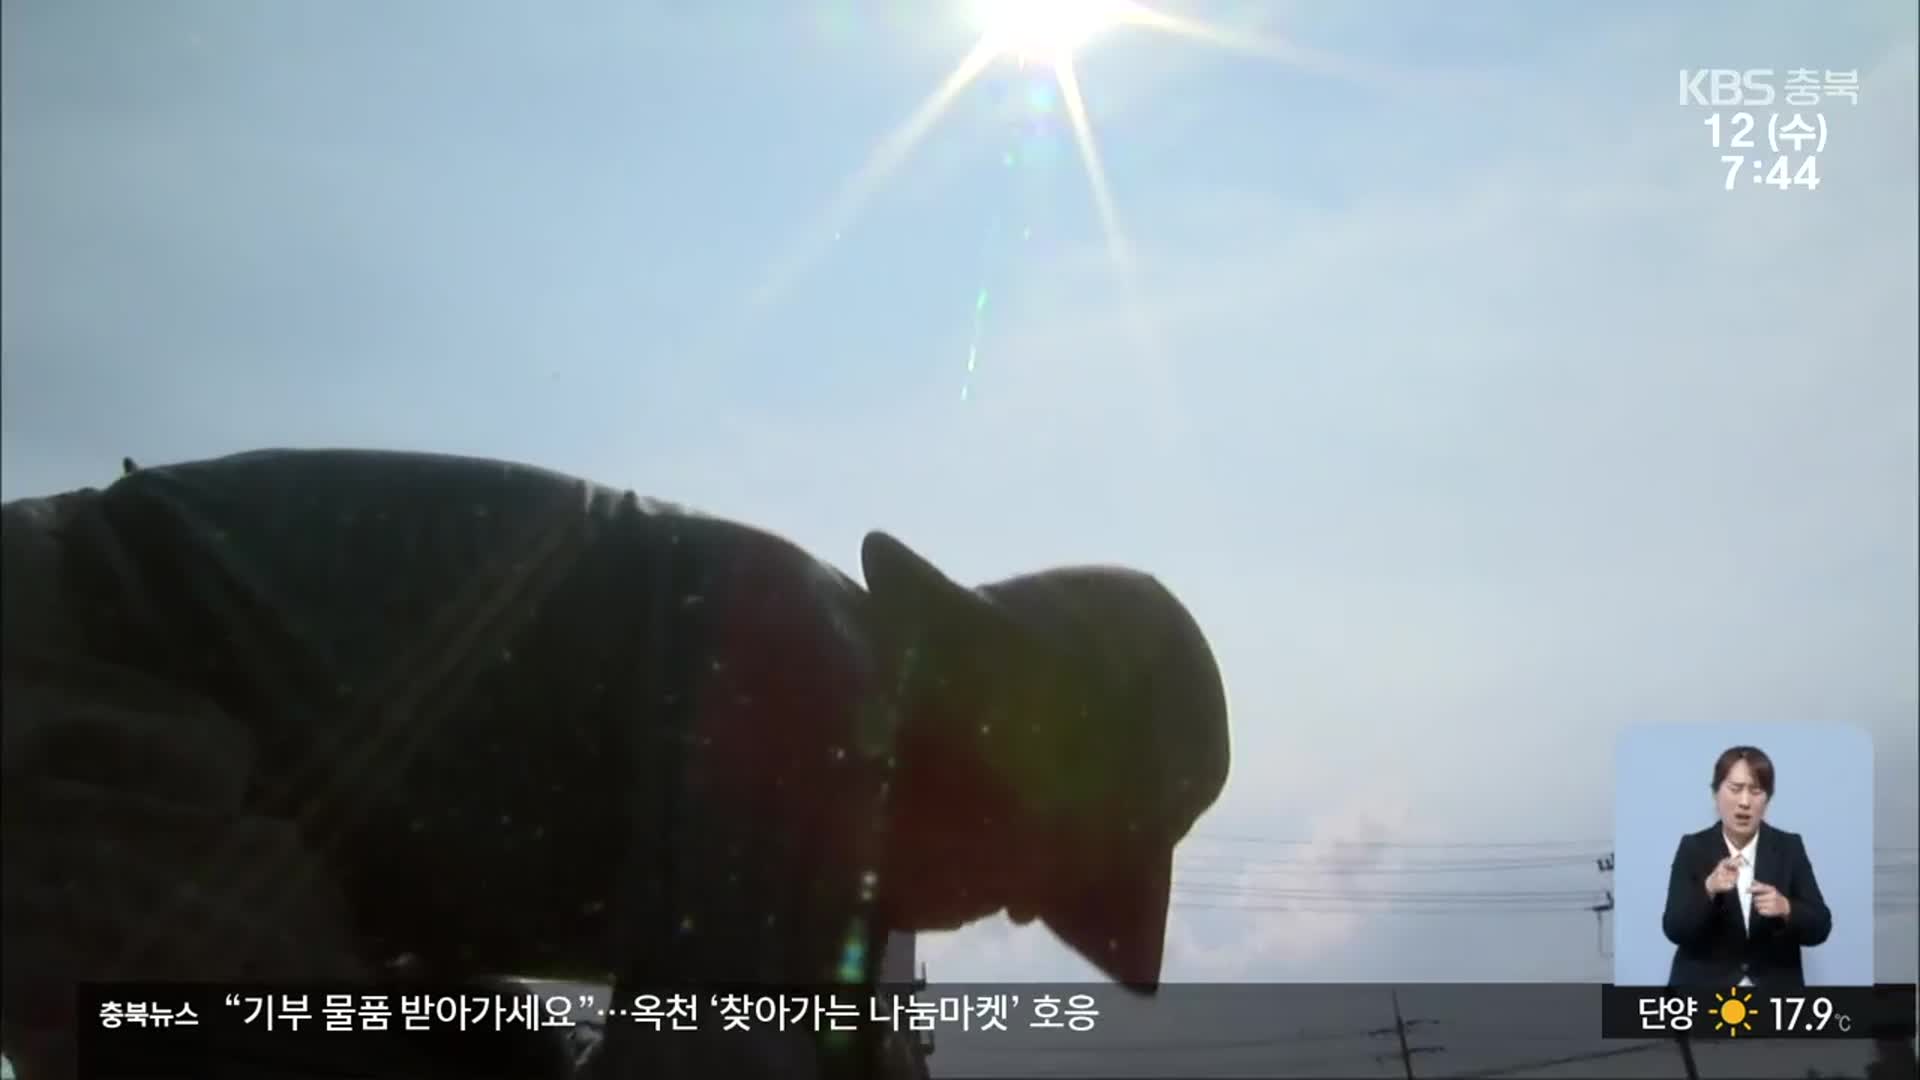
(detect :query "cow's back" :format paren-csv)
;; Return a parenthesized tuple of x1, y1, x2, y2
(6, 449, 906, 1077)
(22, 450, 670, 974)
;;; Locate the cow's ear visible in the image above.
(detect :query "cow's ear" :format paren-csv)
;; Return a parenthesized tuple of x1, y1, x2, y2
(860, 530, 1009, 654)
(861, 532, 972, 617)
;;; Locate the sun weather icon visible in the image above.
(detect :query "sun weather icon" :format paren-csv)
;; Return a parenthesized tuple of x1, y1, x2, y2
(1708, 987, 1755, 1036)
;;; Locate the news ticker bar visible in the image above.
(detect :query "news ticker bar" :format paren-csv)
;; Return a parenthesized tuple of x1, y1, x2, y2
(74, 982, 1918, 1046)
(79, 982, 1082, 1038)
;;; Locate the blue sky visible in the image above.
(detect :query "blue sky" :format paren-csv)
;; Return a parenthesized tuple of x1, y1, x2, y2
(4, 0, 1916, 993)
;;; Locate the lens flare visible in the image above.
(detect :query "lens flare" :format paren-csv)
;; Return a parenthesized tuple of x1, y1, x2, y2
(748, 3, 1423, 316)
(739, 2, 1423, 408)
(972, 0, 1126, 64)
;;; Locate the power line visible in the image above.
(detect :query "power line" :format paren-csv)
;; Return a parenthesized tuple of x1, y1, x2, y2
(949, 1020, 1425, 1054)
(1174, 884, 1608, 899)
(1165, 879, 1919, 900)
(1151, 831, 1920, 919)
(1171, 864, 1917, 884)
(1166, 882, 1920, 897)
(1445, 1041, 1673, 1078)
(1175, 847, 1917, 873)
(1177, 853, 1614, 873)
(1370, 989, 1444, 1080)
(1178, 852, 1918, 866)
(1169, 901, 1611, 915)
(978, 1048, 1403, 1078)
(1186, 834, 1612, 849)
(1164, 846, 1915, 907)
(1165, 894, 1920, 916)
(1184, 832, 1920, 856)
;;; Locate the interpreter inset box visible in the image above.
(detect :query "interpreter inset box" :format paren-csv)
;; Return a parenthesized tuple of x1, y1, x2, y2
(1612, 724, 1874, 988)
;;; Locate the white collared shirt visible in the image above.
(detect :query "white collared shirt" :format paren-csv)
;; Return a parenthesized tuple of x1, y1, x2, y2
(1725, 829, 1759, 986)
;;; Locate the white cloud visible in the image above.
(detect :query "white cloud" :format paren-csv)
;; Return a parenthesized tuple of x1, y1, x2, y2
(1164, 792, 1415, 980)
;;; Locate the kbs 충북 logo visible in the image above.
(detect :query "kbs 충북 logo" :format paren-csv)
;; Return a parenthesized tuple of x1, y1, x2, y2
(1677, 68, 1860, 193)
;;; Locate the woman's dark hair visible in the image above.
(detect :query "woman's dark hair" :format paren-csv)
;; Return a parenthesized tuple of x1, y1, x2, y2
(1712, 745, 1775, 796)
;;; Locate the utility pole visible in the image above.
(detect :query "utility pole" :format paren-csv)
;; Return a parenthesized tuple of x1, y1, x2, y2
(1594, 851, 1616, 958)
(1864, 1034, 1919, 1080)
(913, 962, 933, 1062)
(1591, 889, 1615, 957)
(1368, 989, 1444, 1080)
(1675, 1034, 1702, 1080)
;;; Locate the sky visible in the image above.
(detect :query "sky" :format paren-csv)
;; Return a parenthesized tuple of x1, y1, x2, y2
(4, 0, 1917, 1021)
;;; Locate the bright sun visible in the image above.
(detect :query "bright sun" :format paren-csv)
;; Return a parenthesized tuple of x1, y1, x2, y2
(972, 0, 1130, 63)
(748, 0, 1375, 331)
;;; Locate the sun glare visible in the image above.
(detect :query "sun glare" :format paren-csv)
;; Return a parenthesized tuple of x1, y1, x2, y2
(973, 0, 1128, 64)
(746, 0, 1399, 363)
